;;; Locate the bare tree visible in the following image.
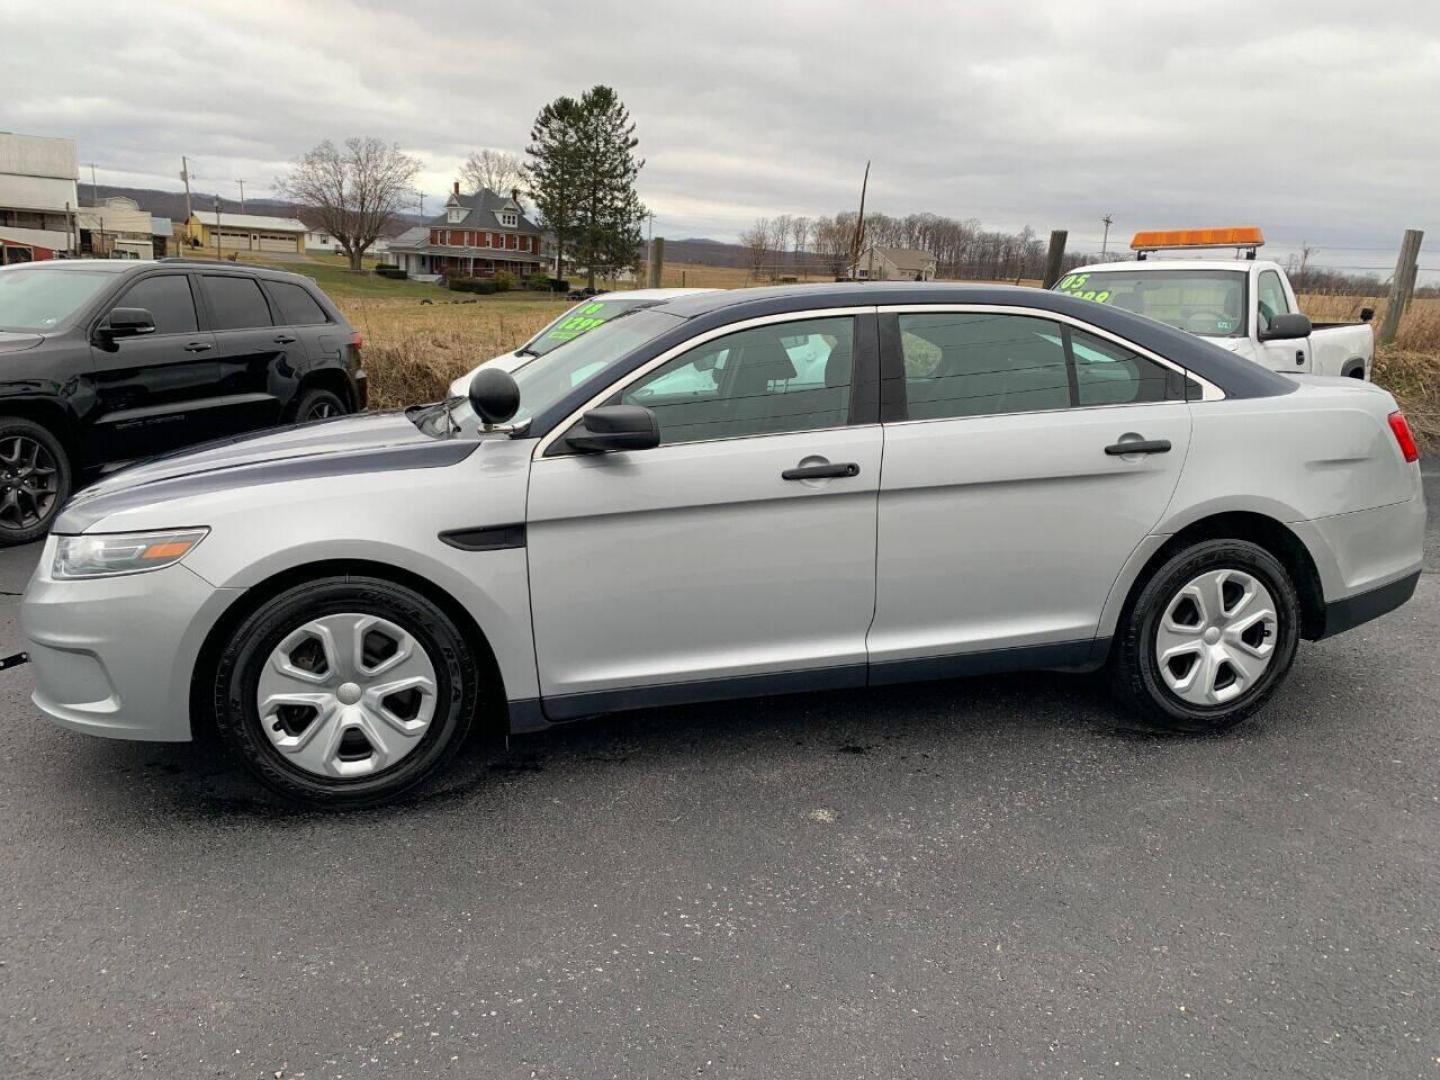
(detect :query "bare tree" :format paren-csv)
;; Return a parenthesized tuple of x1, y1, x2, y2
(739, 217, 773, 281)
(277, 137, 420, 271)
(771, 214, 793, 271)
(812, 216, 853, 278)
(461, 148, 524, 196)
(790, 216, 811, 278)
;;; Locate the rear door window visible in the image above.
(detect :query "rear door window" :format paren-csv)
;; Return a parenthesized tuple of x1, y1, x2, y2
(1067, 328, 1183, 405)
(201, 275, 273, 330)
(268, 281, 329, 326)
(898, 312, 1070, 420)
(115, 274, 198, 336)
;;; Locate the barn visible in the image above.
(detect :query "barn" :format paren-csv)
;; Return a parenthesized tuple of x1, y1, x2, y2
(185, 211, 307, 255)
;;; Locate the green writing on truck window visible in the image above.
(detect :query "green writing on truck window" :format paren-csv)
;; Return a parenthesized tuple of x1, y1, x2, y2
(1057, 274, 1111, 304)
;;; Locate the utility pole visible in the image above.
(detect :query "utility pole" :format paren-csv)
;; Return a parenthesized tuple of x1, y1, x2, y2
(236, 179, 246, 214)
(89, 163, 98, 207)
(214, 198, 223, 261)
(1101, 214, 1113, 255)
(1042, 230, 1068, 289)
(1379, 228, 1424, 347)
(645, 210, 655, 283)
(179, 158, 194, 257)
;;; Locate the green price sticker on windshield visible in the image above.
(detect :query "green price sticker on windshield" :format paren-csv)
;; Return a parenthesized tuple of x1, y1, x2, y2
(1057, 274, 1110, 304)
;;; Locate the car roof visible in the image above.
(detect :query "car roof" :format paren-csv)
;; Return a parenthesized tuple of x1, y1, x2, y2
(1067, 258, 1284, 274)
(0, 259, 131, 274)
(598, 287, 717, 301)
(0, 258, 324, 286)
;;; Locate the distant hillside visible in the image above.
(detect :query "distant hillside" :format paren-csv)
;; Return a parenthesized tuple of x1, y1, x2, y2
(87, 184, 425, 233)
(663, 237, 750, 268)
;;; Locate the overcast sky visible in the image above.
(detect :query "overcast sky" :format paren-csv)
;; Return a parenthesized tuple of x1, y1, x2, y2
(4, 0, 1437, 273)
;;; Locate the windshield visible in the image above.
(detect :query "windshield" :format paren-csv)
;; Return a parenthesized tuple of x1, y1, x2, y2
(423, 308, 683, 436)
(0, 268, 114, 333)
(1054, 269, 1247, 337)
(519, 297, 659, 357)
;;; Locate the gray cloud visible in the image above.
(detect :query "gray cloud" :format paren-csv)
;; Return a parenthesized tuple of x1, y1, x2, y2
(4, 0, 1437, 274)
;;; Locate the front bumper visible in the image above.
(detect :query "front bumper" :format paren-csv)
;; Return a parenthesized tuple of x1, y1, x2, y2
(21, 541, 241, 742)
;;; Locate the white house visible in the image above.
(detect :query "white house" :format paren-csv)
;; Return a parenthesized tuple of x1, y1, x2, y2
(851, 245, 938, 281)
(305, 227, 390, 258)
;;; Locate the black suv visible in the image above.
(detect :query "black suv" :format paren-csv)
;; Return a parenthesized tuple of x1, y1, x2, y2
(0, 259, 367, 544)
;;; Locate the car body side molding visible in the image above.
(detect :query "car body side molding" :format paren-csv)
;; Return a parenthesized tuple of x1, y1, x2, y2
(517, 637, 1112, 729)
(1317, 570, 1420, 639)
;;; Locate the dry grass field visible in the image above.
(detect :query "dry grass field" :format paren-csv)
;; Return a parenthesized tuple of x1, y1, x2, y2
(335, 263, 1440, 447)
(339, 295, 569, 406)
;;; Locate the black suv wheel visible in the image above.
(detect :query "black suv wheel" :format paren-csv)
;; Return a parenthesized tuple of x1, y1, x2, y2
(0, 417, 71, 546)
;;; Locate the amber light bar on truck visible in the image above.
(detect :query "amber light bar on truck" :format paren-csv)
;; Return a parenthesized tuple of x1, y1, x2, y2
(1131, 226, 1265, 260)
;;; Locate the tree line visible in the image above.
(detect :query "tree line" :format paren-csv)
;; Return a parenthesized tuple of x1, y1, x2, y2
(739, 211, 1101, 281)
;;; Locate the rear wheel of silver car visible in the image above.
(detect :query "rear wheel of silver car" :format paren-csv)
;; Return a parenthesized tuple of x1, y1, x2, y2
(1110, 539, 1301, 733)
(0, 417, 71, 547)
(214, 577, 477, 806)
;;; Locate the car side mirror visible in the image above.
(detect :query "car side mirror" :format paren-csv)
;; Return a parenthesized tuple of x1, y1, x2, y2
(564, 405, 660, 454)
(1258, 312, 1311, 341)
(1359, 307, 1374, 323)
(102, 307, 156, 339)
(468, 366, 520, 426)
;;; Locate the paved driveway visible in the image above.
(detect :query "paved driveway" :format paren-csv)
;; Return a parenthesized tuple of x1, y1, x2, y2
(0, 470, 1437, 1079)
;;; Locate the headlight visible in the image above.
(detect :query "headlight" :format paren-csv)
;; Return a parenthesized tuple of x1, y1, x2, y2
(53, 529, 209, 580)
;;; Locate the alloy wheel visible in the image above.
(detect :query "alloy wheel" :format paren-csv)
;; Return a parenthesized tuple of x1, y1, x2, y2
(256, 613, 439, 779)
(1155, 568, 1279, 706)
(0, 435, 60, 531)
(305, 400, 339, 420)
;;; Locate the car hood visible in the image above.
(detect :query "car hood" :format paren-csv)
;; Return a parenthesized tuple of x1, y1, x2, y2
(0, 331, 44, 354)
(56, 410, 483, 533)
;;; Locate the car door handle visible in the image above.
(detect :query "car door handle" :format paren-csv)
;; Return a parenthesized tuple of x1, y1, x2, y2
(782, 462, 860, 480)
(1104, 438, 1171, 456)
(183, 341, 213, 353)
(274, 334, 298, 344)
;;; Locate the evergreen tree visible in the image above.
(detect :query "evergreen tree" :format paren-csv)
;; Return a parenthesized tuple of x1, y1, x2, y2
(526, 86, 646, 287)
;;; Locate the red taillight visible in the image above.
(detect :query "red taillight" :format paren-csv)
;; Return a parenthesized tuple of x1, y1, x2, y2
(1388, 410, 1419, 463)
(349, 330, 364, 350)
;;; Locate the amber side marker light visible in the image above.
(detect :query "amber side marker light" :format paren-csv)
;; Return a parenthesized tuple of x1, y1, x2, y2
(141, 540, 198, 560)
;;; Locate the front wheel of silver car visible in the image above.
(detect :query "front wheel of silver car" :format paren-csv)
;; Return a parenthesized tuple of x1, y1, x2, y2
(1110, 539, 1301, 734)
(214, 577, 477, 806)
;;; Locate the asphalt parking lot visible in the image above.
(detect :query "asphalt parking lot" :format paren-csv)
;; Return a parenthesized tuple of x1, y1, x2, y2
(2, 470, 1438, 1080)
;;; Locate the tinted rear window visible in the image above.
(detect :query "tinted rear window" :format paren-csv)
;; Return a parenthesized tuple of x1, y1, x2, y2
(269, 281, 329, 326)
(201, 275, 273, 330)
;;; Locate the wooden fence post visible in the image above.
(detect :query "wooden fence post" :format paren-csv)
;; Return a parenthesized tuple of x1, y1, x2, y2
(647, 237, 665, 289)
(1379, 229, 1423, 346)
(1042, 230, 1068, 289)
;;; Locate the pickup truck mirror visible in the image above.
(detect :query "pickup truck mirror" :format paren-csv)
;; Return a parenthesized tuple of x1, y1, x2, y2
(100, 307, 156, 339)
(1359, 307, 1375, 323)
(1258, 312, 1312, 341)
(564, 405, 660, 454)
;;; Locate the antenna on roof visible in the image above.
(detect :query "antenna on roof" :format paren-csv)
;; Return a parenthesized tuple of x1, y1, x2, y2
(849, 160, 870, 277)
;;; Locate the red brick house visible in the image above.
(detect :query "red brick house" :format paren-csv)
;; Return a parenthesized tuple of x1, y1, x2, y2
(388, 183, 543, 281)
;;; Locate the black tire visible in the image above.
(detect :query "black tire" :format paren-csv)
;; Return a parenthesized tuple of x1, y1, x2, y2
(213, 577, 478, 807)
(1109, 539, 1301, 734)
(293, 387, 349, 422)
(0, 416, 71, 547)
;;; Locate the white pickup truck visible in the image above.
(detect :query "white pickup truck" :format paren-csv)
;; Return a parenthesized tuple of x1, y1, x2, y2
(1054, 254, 1375, 380)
